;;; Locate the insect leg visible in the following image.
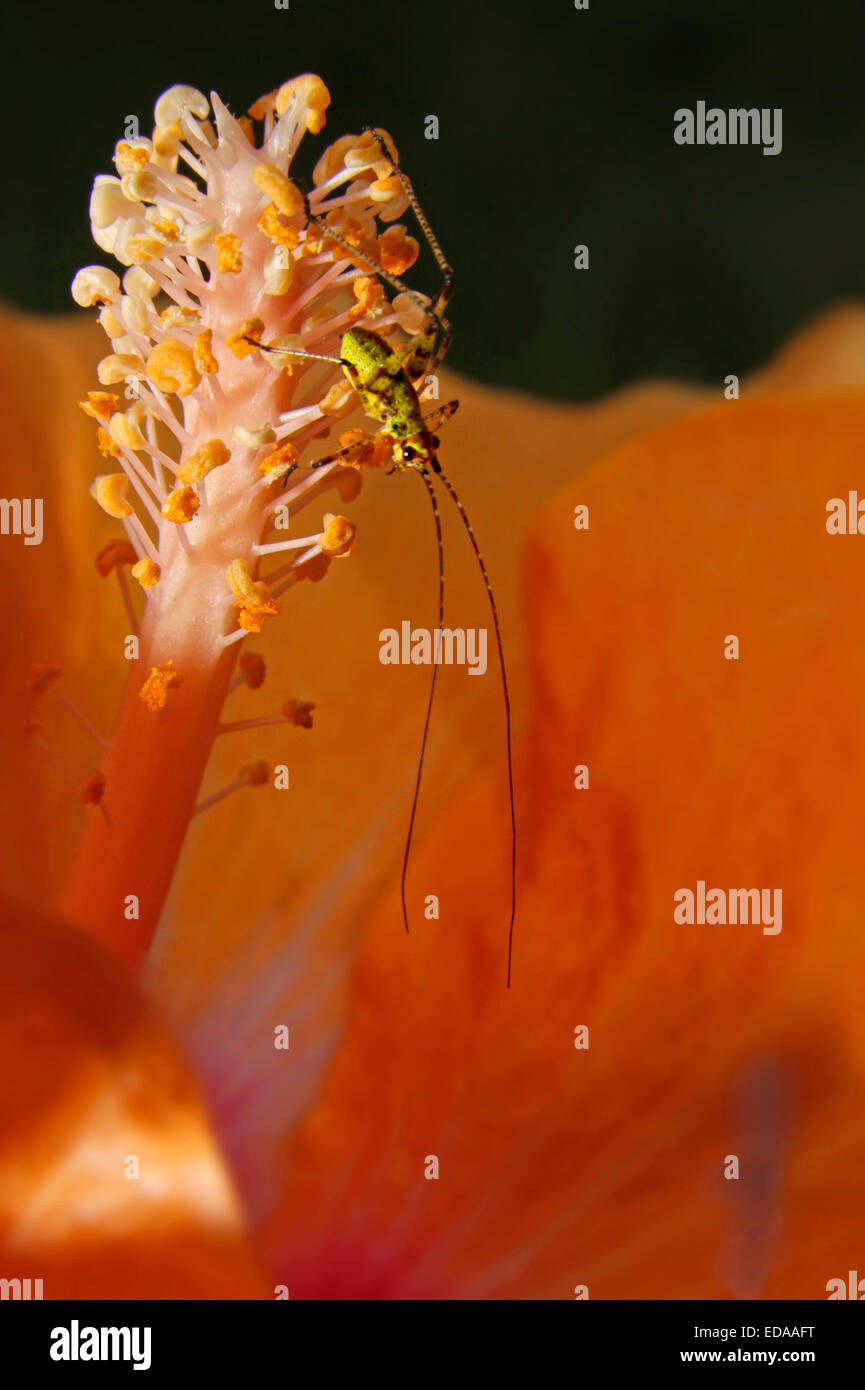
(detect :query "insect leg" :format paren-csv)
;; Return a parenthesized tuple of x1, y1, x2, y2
(400, 467, 445, 935)
(363, 126, 454, 316)
(361, 127, 454, 372)
(433, 461, 517, 988)
(421, 401, 460, 434)
(303, 195, 445, 343)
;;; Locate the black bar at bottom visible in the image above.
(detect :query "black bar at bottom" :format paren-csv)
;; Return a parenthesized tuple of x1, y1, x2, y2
(0, 1299, 860, 1376)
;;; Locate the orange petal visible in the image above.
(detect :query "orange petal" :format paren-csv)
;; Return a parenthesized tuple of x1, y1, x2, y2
(0, 898, 268, 1297)
(260, 391, 865, 1298)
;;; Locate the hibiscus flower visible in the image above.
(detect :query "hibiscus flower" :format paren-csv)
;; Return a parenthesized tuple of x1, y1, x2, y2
(1, 74, 864, 1300)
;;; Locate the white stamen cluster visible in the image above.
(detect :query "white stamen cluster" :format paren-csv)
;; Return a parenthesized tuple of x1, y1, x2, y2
(72, 77, 420, 643)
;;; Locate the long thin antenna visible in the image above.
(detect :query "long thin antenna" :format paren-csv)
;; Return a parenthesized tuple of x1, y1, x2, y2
(400, 467, 445, 934)
(304, 199, 447, 344)
(433, 461, 517, 987)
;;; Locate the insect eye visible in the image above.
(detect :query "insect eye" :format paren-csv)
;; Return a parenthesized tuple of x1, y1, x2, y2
(402, 445, 416, 461)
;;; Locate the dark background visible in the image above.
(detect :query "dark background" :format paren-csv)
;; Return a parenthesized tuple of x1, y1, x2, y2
(4, 0, 865, 400)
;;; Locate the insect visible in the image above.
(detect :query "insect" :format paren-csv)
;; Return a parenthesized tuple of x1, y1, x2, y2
(247, 130, 518, 985)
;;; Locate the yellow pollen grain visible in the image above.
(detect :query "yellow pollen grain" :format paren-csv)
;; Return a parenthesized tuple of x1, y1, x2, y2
(226, 558, 267, 607)
(95, 538, 137, 576)
(226, 318, 265, 359)
(146, 339, 201, 396)
(139, 659, 182, 712)
(214, 232, 243, 273)
(177, 438, 230, 484)
(97, 353, 146, 386)
(194, 329, 218, 375)
(131, 556, 161, 588)
(91, 473, 133, 518)
(318, 512, 356, 557)
(126, 235, 168, 263)
(251, 165, 304, 218)
(80, 391, 119, 422)
(80, 771, 106, 806)
(275, 75, 331, 133)
(160, 305, 200, 329)
(226, 559, 281, 632)
(109, 411, 145, 451)
(161, 486, 200, 524)
(153, 120, 182, 160)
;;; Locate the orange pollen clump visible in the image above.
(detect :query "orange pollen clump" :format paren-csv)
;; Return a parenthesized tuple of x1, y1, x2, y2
(259, 439, 299, 483)
(96, 425, 121, 459)
(139, 660, 182, 712)
(377, 225, 420, 275)
(146, 339, 201, 396)
(257, 202, 301, 248)
(318, 513, 356, 556)
(226, 319, 265, 359)
(338, 428, 366, 449)
(350, 276, 384, 319)
(116, 141, 149, 167)
(131, 557, 161, 588)
(193, 329, 218, 375)
(80, 391, 120, 422)
(251, 164, 304, 217)
(275, 74, 330, 133)
(370, 173, 403, 201)
(151, 216, 180, 241)
(214, 232, 242, 273)
(177, 438, 230, 484)
(161, 486, 200, 524)
(337, 429, 391, 470)
(226, 559, 281, 632)
(91, 474, 132, 519)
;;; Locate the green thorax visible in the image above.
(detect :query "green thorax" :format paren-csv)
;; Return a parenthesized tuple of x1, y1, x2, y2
(340, 327, 425, 441)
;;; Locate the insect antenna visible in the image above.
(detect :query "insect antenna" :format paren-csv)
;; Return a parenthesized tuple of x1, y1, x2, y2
(432, 461, 517, 988)
(363, 126, 455, 324)
(400, 466, 444, 936)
